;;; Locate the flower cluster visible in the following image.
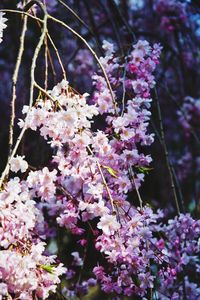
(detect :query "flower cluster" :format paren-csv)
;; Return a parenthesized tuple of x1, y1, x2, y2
(3, 40, 190, 298)
(0, 177, 66, 299)
(20, 53, 157, 227)
(11, 39, 163, 298)
(157, 214, 200, 299)
(0, 243, 65, 300)
(93, 207, 162, 297)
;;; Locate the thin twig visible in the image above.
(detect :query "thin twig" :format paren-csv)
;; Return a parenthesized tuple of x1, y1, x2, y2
(151, 119, 185, 212)
(34, 81, 56, 103)
(96, 1, 124, 55)
(31, 9, 58, 83)
(121, 48, 131, 116)
(83, 0, 103, 49)
(57, 0, 92, 34)
(108, 0, 137, 43)
(47, 46, 57, 84)
(58, 0, 103, 54)
(129, 166, 143, 209)
(8, 14, 28, 157)
(171, 167, 185, 213)
(23, 0, 45, 12)
(48, 14, 118, 115)
(153, 88, 180, 214)
(44, 36, 48, 91)
(87, 146, 116, 213)
(47, 33, 67, 81)
(0, 9, 43, 23)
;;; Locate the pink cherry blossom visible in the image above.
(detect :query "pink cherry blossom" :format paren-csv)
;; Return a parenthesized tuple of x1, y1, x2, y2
(10, 155, 28, 173)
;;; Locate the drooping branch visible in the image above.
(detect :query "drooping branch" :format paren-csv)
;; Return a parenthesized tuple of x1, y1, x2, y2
(0, 9, 43, 23)
(8, 14, 28, 158)
(153, 88, 181, 214)
(48, 14, 118, 115)
(47, 33, 67, 82)
(0, 5, 48, 188)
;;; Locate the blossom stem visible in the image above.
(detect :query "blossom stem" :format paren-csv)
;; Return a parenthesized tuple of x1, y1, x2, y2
(121, 48, 131, 116)
(8, 14, 28, 158)
(129, 166, 143, 209)
(58, 0, 102, 54)
(44, 36, 48, 91)
(47, 33, 67, 82)
(48, 14, 118, 115)
(0, 9, 43, 23)
(87, 146, 116, 213)
(34, 82, 56, 103)
(151, 118, 185, 212)
(154, 88, 180, 214)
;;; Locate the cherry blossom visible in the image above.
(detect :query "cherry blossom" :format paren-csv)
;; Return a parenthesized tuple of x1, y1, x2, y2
(10, 155, 28, 173)
(97, 214, 121, 235)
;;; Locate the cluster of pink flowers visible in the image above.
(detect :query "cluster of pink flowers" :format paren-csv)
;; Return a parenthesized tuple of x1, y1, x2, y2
(156, 214, 200, 299)
(93, 207, 162, 297)
(0, 243, 65, 300)
(4, 39, 161, 298)
(0, 177, 66, 299)
(93, 40, 161, 112)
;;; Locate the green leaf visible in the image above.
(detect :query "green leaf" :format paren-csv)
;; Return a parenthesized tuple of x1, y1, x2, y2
(113, 132, 120, 140)
(136, 166, 153, 174)
(102, 165, 118, 178)
(40, 264, 55, 274)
